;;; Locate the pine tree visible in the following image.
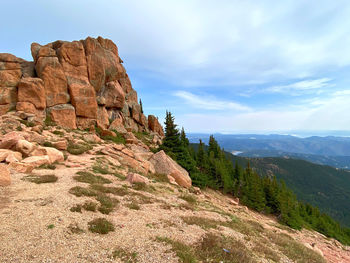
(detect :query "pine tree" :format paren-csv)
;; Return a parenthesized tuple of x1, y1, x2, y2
(139, 99, 144, 114)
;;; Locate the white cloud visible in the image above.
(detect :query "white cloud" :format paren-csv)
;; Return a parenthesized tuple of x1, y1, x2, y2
(174, 91, 251, 111)
(176, 89, 350, 133)
(266, 78, 334, 95)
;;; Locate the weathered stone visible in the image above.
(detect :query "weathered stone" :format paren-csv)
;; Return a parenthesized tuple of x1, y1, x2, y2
(148, 115, 164, 136)
(97, 106, 109, 130)
(30, 146, 64, 164)
(56, 41, 89, 83)
(100, 129, 116, 137)
(35, 56, 69, 107)
(76, 117, 96, 130)
(0, 104, 10, 115)
(16, 102, 37, 114)
(0, 149, 22, 162)
(0, 131, 24, 149)
(83, 37, 125, 93)
(126, 172, 149, 184)
(69, 82, 97, 118)
(22, 155, 50, 167)
(149, 150, 192, 188)
(47, 104, 76, 129)
(0, 69, 22, 87)
(0, 164, 11, 186)
(98, 81, 125, 108)
(119, 74, 133, 94)
(15, 140, 35, 156)
(52, 140, 67, 150)
(8, 162, 34, 173)
(0, 87, 17, 105)
(18, 77, 46, 109)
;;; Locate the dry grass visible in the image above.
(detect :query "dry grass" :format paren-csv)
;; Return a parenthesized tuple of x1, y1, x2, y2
(22, 174, 58, 184)
(179, 194, 197, 204)
(112, 247, 138, 263)
(266, 231, 327, 263)
(195, 233, 256, 263)
(156, 236, 197, 263)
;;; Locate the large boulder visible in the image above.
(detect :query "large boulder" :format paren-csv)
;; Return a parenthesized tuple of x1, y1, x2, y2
(47, 104, 77, 129)
(0, 54, 22, 88)
(0, 131, 24, 149)
(30, 146, 64, 163)
(148, 115, 164, 136)
(0, 164, 11, 186)
(15, 140, 35, 157)
(149, 150, 191, 188)
(126, 172, 149, 184)
(17, 77, 46, 109)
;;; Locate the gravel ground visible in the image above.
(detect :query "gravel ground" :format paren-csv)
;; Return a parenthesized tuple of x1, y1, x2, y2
(1, 150, 349, 263)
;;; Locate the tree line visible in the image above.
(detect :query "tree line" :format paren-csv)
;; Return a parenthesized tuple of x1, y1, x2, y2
(160, 111, 350, 245)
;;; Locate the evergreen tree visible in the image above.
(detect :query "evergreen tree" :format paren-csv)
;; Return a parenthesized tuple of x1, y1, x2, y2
(139, 99, 144, 113)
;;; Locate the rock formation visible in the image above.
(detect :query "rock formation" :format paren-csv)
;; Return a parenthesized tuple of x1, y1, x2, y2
(0, 36, 164, 136)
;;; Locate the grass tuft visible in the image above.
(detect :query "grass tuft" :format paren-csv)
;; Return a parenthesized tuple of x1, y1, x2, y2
(70, 204, 82, 213)
(69, 186, 97, 197)
(83, 201, 98, 212)
(126, 201, 141, 210)
(96, 194, 119, 214)
(156, 236, 197, 263)
(112, 248, 138, 263)
(67, 142, 92, 155)
(88, 218, 114, 234)
(23, 174, 58, 184)
(74, 171, 112, 184)
(180, 194, 197, 204)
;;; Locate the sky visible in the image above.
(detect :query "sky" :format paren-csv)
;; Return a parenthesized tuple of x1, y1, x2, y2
(1, 0, 350, 134)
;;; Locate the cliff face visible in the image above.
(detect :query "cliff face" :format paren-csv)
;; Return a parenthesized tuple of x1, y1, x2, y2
(0, 36, 163, 136)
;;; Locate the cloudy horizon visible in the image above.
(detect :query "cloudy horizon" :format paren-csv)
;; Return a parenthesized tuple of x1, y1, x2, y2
(2, 0, 350, 134)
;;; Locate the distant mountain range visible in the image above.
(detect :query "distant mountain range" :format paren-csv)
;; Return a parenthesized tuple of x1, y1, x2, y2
(188, 133, 350, 169)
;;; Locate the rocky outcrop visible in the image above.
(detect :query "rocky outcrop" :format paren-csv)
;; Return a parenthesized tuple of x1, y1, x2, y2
(0, 37, 164, 137)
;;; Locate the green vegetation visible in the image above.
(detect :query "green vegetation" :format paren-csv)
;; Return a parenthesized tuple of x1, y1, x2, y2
(37, 163, 57, 170)
(156, 236, 196, 263)
(68, 223, 84, 234)
(239, 156, 350, 228)
(96, 194, 119, 214)
(67, 142, 92, 155)
(126, 201, 141, 210)
(156, 234, 255, 263)
(44, 115, 56, 126)
(22, 174, 58, 184)
(179, 194, 197, 205)
(47, 224, 55, 229)
(70, 204, 82, 213)
(88, 218, 114, 234)
(82, 201, 98, 212)
(43, 141, 54, 147)
(266, 231, 326, 263)
(112, 247, 138, 263)
(20, 119, 35, 127)
(52, 130, 64, 136)
(74, 171, 112, 184)
(162, 111, 350, 245)
(95, 126, 126, 144)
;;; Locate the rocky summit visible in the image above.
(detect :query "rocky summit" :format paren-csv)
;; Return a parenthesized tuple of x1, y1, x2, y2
(1, 37, 350, 263)
(0, 36, 164, 135)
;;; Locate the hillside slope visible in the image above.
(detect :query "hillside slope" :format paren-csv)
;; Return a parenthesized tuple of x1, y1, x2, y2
(1, 124, 349, 262)
(228, 154, 350, 228)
